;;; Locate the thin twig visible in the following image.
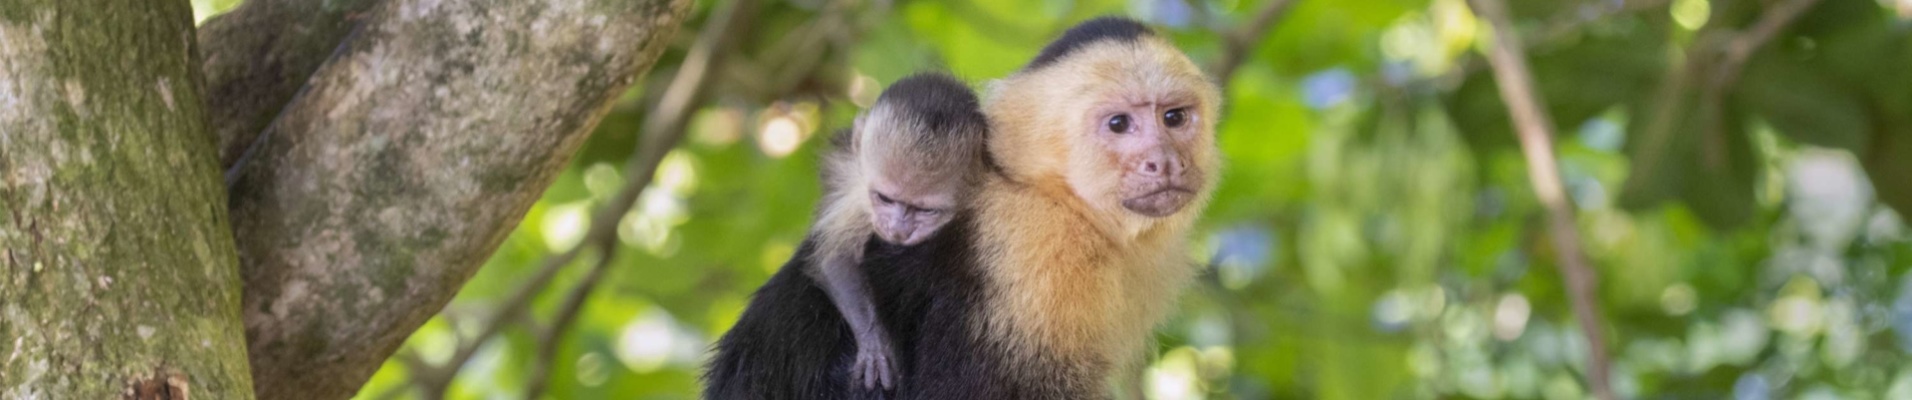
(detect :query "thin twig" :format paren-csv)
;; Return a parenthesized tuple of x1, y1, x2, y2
(1626, 0, 1819, 184)
(1716, 0, 1821, 84)
(1465, 0, 1613, 398)
(1694, 0, 1822, 169)
(1433, 0, 1670, 90)
(404, 0, 754, 395)
(1210, 0, 1300, 81)
(523, 239, 619, 398)
(714, 8, 844, 103)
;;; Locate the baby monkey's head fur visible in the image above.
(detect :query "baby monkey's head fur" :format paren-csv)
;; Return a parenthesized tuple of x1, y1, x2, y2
(852, 73, 990, 245)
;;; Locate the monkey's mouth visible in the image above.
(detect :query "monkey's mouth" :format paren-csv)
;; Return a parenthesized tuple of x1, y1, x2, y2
(1121, 187, 1197, 217)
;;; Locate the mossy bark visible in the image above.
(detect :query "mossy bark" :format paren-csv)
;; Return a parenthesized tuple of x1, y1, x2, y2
(222, 0, 691, 398)
(197, 0, 383, 168)
(0, 1, 254, 399)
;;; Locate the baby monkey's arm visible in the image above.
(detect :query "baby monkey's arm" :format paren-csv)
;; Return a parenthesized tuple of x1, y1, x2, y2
(809, 247, 896, 390)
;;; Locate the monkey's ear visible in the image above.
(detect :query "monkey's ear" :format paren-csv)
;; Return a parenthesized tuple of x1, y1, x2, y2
(825, 128, 856, 151)
(848, 113, 869, 152)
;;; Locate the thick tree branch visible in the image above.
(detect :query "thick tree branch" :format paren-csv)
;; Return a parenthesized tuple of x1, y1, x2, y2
(197, 0, 382, 168)
(222, 0, 693, 398)
(405, 0, 753, 394)
(1465, 0, 1614, 398)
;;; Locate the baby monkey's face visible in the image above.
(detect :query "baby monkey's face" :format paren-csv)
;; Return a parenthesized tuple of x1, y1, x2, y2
(867, 171, 963, 246)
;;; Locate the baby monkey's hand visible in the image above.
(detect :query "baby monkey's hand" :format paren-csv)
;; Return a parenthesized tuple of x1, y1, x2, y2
(851, 327, 897, 390)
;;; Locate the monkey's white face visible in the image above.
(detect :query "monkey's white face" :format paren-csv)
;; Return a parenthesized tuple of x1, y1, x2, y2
(1084, 97, 1206, 217)
(867, 173, 960, 245)
(982, 37, 1221, 232)
(1055, 42, 1219, 222)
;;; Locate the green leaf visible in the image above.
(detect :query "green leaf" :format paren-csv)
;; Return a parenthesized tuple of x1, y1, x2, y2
(1445, 15, 1667, 153)
(1736, 52, 1871, 152)
(1617, 93, 1759, 229)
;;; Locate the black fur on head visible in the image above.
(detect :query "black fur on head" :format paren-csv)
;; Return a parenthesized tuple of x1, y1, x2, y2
(1025, 16, 1155, 71)
(876, 72, 988, 146)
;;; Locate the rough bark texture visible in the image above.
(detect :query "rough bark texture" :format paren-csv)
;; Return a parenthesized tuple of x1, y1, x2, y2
(197, 0, 382, 168)
(222, 0, 691, 398)
(0, 1, 255, 399)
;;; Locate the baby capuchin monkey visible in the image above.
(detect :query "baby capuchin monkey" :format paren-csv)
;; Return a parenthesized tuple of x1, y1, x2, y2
(805, 72, 989, 390)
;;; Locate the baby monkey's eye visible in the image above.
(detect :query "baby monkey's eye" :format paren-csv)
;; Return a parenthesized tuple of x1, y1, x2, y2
(874, 193, 897, 205)
(1107, 114, 1132, 134)
(1163, 108, 1188, 128)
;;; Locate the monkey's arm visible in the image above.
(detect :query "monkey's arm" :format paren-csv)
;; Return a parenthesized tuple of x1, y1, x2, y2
(808, 247, 898, 390)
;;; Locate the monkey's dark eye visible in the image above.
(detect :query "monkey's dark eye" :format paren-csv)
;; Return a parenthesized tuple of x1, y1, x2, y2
(1163, 108, 1188, 128)
(1107, 114, 1132, 134)
(875, 193, 896, 205)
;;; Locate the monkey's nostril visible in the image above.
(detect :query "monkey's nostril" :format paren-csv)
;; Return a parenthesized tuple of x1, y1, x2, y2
(1142, 161, 1160, 174)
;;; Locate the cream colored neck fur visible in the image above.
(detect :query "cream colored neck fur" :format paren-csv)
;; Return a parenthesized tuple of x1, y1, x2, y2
(969, 169, 1202, 373)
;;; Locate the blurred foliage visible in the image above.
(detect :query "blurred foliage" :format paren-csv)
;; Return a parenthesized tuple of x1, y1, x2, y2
(193, 0, 1912, 398)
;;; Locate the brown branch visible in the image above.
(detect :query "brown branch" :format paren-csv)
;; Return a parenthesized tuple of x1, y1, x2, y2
(1211, 0, 1300, 81)
(1626, 0, 1819, 185)
(1694, 0, 1821, 169)
(1465, 0, 1613, 399)
(523, 240, 619, 399)
(1716, 0, 1821, 83)
(225, 1, 695, 398)
(1429, 0, 1669, 90)
(404, 0, 754, 395)
(412, 219, 590, 397)
(718, 1, 851, 103)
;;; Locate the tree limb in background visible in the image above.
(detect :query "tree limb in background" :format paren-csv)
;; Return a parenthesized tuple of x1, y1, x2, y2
(717, 3, 852, 104)
(1693, 0, 1822, 169)
(402, 0, 756, 395)
(197, 0, 382, 167)
(1211, 0, 1299, 81)
(1465, 0, 1614, 398)
(1625, 0, 1820, 187)
(222, 0, 693, 398)
(522, 240, 617, 399)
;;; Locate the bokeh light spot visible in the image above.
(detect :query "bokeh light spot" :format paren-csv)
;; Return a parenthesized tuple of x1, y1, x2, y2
(758, 116, 803, 158)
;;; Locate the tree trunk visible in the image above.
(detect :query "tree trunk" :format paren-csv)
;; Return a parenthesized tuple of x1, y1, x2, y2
(220, 0, 691, 398)
(0, 1, 255, 398)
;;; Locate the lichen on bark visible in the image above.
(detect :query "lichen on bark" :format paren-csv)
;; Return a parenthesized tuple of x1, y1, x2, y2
(221, 0, 692, 398)
(0, 1, 254, 398)
(197, 0, 383, 168)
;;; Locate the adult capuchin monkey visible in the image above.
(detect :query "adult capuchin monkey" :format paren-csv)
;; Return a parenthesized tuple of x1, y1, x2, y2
(705, 17, 1221, 400)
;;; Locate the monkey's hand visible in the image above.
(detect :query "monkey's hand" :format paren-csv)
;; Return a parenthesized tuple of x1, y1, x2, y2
(850, 328, 897, 390)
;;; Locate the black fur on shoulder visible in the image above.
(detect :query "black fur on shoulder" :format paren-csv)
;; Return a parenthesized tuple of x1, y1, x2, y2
(878, 73, 988, 145)
(703, 216, 1084, 399)
(1025, 17, 1154, 71)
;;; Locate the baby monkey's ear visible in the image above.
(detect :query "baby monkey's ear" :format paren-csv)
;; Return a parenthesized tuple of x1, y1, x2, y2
(847, 112, 870, 153)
